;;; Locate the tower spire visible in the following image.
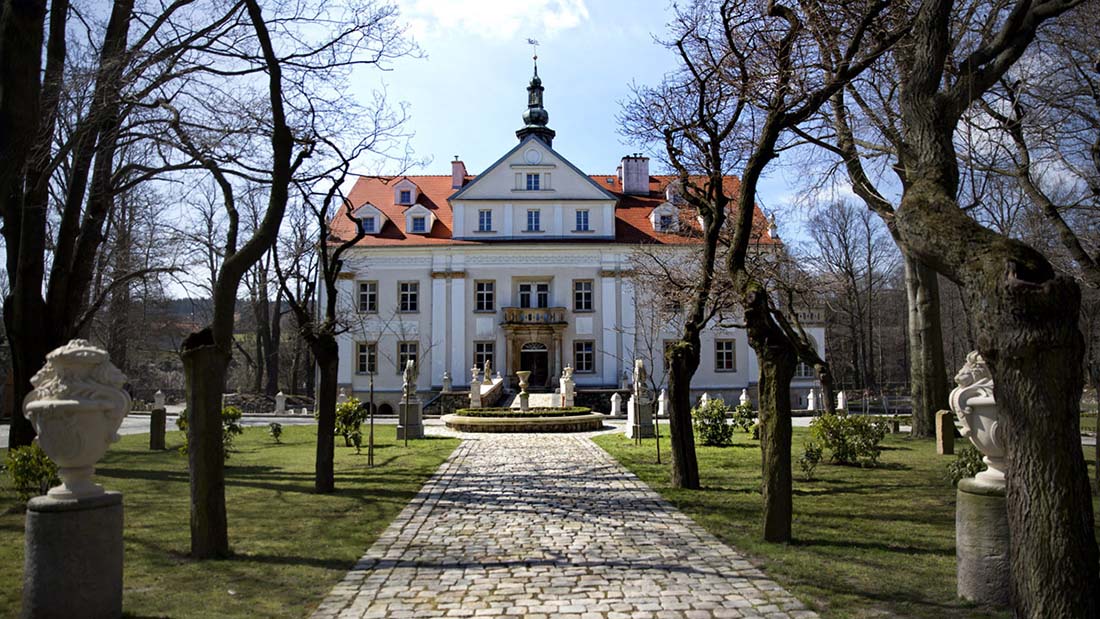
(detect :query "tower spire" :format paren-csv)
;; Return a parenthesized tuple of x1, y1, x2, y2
(517, 39, 555, 147)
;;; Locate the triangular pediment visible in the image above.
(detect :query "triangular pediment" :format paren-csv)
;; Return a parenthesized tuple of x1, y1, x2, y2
(450, 135, 617, 202)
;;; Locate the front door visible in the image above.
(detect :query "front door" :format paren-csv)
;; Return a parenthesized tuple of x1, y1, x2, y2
(520, 349, 549, 389)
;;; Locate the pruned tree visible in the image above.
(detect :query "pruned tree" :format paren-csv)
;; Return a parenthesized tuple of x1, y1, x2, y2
(875, 0, 1099, 613)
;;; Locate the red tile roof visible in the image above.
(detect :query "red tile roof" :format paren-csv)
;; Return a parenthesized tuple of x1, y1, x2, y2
(330, 173, 779, 247)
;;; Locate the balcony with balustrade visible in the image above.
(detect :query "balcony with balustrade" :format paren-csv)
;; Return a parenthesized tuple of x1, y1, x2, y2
(500, 306, 567, 325)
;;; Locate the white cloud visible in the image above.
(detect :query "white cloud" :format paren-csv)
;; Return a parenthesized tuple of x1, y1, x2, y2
(405, 0, 590, 42)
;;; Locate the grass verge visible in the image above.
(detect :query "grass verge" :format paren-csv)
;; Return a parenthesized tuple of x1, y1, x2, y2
(0, 425, 458, 618)
(594, 426, 1100, 619)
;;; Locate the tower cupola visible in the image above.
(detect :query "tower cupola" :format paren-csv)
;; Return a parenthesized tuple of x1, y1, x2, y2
(516, 50, 556, 147)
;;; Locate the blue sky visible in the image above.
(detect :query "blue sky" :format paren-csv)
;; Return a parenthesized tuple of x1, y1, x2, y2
(349, 0, 812, 234)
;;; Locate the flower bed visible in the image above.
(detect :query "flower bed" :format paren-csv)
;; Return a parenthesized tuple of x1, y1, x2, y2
(442, 407, 604, 433)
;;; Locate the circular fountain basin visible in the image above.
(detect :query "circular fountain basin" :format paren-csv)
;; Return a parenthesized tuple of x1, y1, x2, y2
(442, 407, 605, 433)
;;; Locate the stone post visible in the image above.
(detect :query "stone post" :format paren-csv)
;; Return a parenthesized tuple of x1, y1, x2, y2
(442, 371, 452, 393)
(337, 387, 348, 404)
(657, 388, 669, 418)
(936, 410, 955, 455)
(610, 392, 622, 417)
(739, 389, 749, 407)
(700, 392, 709, 407)
(150, 388, 167, 451)
(517, 371, 531, 412)
(153, 390, 166, 410)
(807, 389, 817, 412)
(837, 391, 847, 411)
(274, 391, 286, 414)
(950, 351, 1008, 607)
(21, 340, 129, 619)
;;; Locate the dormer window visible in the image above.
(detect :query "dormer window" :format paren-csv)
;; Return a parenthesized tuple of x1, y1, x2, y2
(659, 214, 674, 231)
(411, 216, 427, 233)
(399, 190, 411, 204)
(650, 202, 679, 233)
(525, 173, 540, 191)
(393, 178, 419, 205)
(361, 216, 376, 234)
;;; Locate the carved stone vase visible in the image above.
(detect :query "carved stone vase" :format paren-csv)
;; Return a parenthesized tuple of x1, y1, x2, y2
(949, 351, 1006, 487)
(23, 339, 131, 499)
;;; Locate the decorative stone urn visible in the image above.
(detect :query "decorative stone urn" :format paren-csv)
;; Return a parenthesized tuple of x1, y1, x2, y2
(516, 371, 531, 412)
(23, 339, 131, 499)
(949, 351, 1005, 487)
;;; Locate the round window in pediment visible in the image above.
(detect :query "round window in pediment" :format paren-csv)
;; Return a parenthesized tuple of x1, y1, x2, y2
(523, 148, 542, 165)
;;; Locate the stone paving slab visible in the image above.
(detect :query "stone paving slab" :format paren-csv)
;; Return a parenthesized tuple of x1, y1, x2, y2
(312, 430, 818, 619)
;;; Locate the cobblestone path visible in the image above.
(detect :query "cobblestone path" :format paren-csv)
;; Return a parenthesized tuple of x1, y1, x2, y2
(313, 433, 817, 618)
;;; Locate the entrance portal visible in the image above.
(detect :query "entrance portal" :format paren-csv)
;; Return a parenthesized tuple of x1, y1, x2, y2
(519, 342, 549, 389)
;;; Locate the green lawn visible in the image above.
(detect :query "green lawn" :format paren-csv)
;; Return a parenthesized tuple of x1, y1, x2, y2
(0, 425, 458, 618)
(594, 427, 1100, 619)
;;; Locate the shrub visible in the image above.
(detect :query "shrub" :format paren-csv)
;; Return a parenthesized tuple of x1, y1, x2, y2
(799, 441, 823, 481)
(268, 422, 283, 444)
(947, 444, 987, 486)
(810, 412, 889, 467)
(730, 402, 757, 433)
(335, 397, 368, 447)
(176, 405, 245, 459)
(692, 399, 734, 447)
(3, 442, 60, 500)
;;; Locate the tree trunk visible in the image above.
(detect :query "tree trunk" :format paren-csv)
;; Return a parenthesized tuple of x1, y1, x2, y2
(312, 335, 338, 493)
(265, 292, 281, 395)
(181, 329, 230, 559)
(905, 252, 948, 437)
(757, 348, 796, 542)
(666, 341, 700, 489)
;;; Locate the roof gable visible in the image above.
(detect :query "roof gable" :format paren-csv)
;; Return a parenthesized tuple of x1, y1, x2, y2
(450, 135, 617, 202)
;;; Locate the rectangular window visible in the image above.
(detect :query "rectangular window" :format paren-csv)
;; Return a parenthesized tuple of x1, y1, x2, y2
(659, 214, 674, 231)
(715, 339, 736, 372)
(526, 209, 540, 232)
(411, 216, 427, 233)
(357, 281, 377, 313)
(574, 341, 595, 373)
(399, 189, 411, 204)
(397, 341, 418, 374)
(517, 282, 550, 309)
(474, 342, 494, 369)
(475, 280, 495, 312)
(573, 280, 593, 312)
(525, 173, 540, 191)
(399, 281, 419, 312)
(361, 217, 376, 234)
(356, 342, 377, 374)
(575, 210, 589, 232)
(478, 209, 492, 232)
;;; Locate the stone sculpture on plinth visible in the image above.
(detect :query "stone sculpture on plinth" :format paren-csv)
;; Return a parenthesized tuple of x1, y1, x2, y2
(469, 367, 482, 408)
(516, 371, 531, 412)
(483, 360, 493, 386)
(150, 389, 168, 450)
(21, 339, 130, 618)
(626, 359, 654, 439)
(397, 360, 424, 440)
(739, 389, 750, 407)
(950, 351, 1008, 607)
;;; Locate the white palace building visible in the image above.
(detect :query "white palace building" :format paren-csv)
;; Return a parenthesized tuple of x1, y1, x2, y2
(324, 66, 824, 415)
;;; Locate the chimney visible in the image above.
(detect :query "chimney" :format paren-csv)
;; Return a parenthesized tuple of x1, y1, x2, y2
(452, 156, 467, 189)
(620, 153, 649, 195)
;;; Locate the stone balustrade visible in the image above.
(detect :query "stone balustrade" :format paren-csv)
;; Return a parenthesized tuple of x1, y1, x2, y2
(501, 306, 567, 325)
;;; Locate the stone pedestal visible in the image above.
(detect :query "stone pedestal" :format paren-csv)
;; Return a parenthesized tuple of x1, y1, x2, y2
(956, 478, 1009, 607)
(24, 492, 123, 619)
(626, 397, 655, 439)
(610, 393, 622, 417)
(937, 410, 955, 455)
(274, 391, 286, 414)
(397, 399, 423, 440)
(149, 408, 166, 451)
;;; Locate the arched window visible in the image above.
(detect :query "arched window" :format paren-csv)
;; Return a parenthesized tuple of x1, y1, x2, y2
(378, 403, 394, 417)
(521, 342, 548, 351)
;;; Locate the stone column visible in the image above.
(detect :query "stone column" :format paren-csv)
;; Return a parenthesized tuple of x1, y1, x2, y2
(431, 275, 448, 386)
(449, 275, 467, 382)
(22, 340, 129, 619)
(936, 410, 955, 455)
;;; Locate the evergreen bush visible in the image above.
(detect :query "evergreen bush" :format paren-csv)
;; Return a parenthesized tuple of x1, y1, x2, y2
(692, 399, 734, 447)
(946, 444, 987, 486)
(810, 412, 889, 467)
(3, 442, 60, 500)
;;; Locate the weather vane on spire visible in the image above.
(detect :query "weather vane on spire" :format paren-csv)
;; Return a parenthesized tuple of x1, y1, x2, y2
(527, 38, 540, 74)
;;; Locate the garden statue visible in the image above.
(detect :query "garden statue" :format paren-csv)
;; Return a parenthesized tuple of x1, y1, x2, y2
(402, 359, 418, 399)
(739, 389, 749, 407)
(483, 359, 493, 385)
(807, 389, 817, 411)
(949, 351, 1005, 486)
(23, 339, 131, 499)
(442, 371, 452, 392)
